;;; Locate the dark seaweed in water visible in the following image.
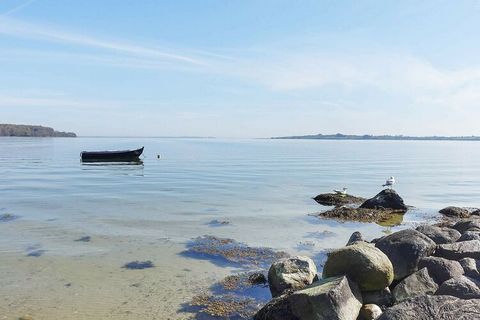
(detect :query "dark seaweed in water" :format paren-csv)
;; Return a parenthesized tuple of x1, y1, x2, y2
(189, 294, 261, 319)
(0, 213, 19, 222)
(183, 235, 289, 268)
(123, 260, 154, 269)
(184, 272, 270, 319)
(27, 249, 46, 257)
(74, 236, 91, 242)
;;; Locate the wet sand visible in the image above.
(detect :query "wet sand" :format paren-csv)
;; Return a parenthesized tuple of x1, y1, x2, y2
(0, 234, 234, 320)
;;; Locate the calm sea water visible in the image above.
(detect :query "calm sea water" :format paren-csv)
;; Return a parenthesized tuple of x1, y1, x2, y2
(1, 137, 480, 254)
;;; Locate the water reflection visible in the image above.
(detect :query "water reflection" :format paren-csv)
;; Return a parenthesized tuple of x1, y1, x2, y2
(80, 160, 144, 176)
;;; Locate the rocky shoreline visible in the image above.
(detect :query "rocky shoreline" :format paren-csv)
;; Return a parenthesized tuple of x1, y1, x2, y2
(252, 192, 480, 320)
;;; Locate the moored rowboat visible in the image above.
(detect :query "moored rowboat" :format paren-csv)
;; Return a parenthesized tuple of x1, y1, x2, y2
(81, 147, 144, 162)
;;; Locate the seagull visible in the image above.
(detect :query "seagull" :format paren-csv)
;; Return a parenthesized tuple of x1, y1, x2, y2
(383, 176, 395, 189)
(333, 187, 348, 196)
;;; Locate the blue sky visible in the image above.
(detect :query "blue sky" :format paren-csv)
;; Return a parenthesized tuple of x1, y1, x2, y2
(1, 0, 480, 137)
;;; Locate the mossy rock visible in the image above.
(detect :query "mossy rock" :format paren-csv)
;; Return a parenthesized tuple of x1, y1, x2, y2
(323, 242, 394, 291)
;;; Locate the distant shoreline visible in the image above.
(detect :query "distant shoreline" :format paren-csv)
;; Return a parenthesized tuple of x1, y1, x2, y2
(271, 133, 480, 141)
(0, 124, 76, 137)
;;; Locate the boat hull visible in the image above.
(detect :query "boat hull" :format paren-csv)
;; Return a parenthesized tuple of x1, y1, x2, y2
(81, 147, 144, 162)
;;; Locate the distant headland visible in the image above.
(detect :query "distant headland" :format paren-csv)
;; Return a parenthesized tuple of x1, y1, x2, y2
(272, 133, 480, 141)
(0, 124, 76, 137)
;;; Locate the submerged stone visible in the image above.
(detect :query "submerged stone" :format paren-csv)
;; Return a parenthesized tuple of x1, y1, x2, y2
(122, 260, 154, 269)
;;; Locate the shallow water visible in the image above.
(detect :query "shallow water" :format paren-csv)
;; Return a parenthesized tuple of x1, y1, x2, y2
(1, 137, 479, 319)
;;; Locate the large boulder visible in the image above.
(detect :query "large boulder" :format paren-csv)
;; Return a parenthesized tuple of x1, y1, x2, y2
(362, 288, 393, 307)
(452, 220, 480, 234)
(459, 258, 480, 279)
(435, 240, 480, 260)
(254, 275, 363, 320)
(415, 224, 461, 244)
(322, 242, 394, 291)
(458, 231, 480, 242)
(435, 276, 480, 299)
(392, 268, 438, 303)
(360, 189, 407, 211)
(358, 304, 382, 320)
(417, 256, 464, 284)
(439, 206, 470, 218)
(375, 229, 436, 280)
(377, 295, 480, 320)
(268, 256, 318, 297)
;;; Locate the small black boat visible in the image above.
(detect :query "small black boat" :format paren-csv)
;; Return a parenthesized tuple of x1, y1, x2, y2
(81, 147, 144, 162)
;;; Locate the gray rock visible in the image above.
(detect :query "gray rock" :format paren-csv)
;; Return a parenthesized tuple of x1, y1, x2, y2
(360, 189, 407, 211)
(346, 231, 364, 246)
(289, 276, 362, 320)
(392, 268, 438, 303)
(253, 293, 297, 320)
(358, 304, 383, 320)
(458, 231, 480, 242)
(435, 240, 480, 260)
(459, 258, 480, 279)
(322, 242, 394, 291)
(471, 209, 480, 216)
(439, 206, 470, 218)
(415, 224, 461, 244)
(452, 220, 480, 234)
(377, 295, 480, 320)
(362, 288, 393, 307)
(313, 193, 366, 207)
(435, 276, 480, 299)
(417, 256, 464, 284)
(254, 275, 363, 320)
(268, 256, 317, 297)
(375, 229, 436, 280)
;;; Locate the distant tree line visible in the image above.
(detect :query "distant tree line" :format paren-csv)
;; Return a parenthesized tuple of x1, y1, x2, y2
(0, 124, 76, 137)
(272, 133, 480, 141)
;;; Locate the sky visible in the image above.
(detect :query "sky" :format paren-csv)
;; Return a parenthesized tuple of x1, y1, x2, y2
(1, 0, 480, 137)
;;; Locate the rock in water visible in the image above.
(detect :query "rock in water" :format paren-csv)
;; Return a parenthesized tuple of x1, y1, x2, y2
(439, 206, 470, 218)
(375, 229, 436, 280)
(313, 193, 365, 207)
(358, 304, 383, 320)
(415, 225, 461, 244)
(377, 295, 480, 320)
(417, 256, 464, 284)
(435, 276, 480, 299)
(255, 275, 362, 320)
(392, 268, 438, 303)
(435, 240, 480, 260)
(268, 256, 318, 297)
(322, 242, 394, 291)
(359, 189, 407, 211)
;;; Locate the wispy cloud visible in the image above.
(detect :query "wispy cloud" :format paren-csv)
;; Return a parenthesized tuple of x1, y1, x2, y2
(0, 16, 206, 66)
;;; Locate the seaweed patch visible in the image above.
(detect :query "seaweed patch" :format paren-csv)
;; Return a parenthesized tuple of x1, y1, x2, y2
(183, 235, 289, 268)
(122, 260, 155, 270)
